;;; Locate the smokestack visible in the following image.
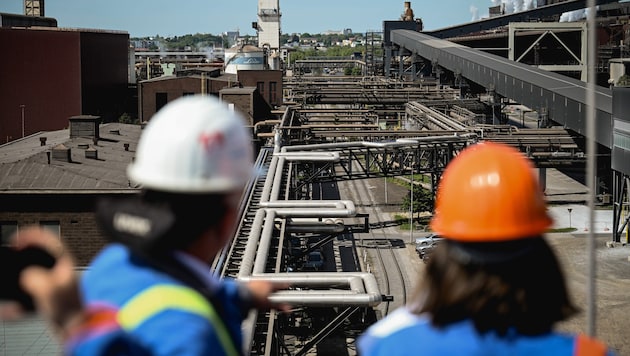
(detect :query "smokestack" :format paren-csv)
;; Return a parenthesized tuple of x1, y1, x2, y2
(401, 1, 414, 21)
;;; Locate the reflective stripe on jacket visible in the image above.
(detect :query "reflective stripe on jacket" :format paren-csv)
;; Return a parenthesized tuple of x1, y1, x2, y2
(81, 244, 247, 356)
(117, 284, 239, 356)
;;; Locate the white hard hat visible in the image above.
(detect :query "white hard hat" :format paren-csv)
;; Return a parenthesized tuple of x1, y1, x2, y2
(127, 95, 253, 193)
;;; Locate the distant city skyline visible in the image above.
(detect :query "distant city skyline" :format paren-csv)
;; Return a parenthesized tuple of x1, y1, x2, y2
(1, 0, 518, 38)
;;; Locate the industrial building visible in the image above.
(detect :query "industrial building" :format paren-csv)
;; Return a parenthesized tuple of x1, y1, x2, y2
(0, 18, 130, 143)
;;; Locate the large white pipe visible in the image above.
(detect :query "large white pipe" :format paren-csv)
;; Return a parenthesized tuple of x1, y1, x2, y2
(274, 151, 341, 162)
(239, 273, 382, 306)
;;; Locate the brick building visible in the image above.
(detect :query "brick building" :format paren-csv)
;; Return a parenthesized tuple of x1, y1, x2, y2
(138, 68, 237, 122)
(237, 69, 283, 108)
(0, 119, 140, 266)
(138, 68, 282, 126)
(220, 87, 273, 126)
(0, 26, 130, 143)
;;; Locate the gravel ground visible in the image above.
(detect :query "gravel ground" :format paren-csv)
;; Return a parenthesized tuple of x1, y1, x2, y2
(550, 233, 630, 355)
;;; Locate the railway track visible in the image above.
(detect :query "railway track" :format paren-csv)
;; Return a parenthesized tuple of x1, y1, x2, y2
(339, 162, 413, 317)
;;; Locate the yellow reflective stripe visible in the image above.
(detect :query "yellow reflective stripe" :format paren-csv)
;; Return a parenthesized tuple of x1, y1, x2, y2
(117, 284, 239, 356)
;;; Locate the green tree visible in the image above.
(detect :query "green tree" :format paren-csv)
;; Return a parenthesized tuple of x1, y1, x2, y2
(618, 74, 630, 87)
(401, 184, 434, 221)
(118, 113, 138, 125)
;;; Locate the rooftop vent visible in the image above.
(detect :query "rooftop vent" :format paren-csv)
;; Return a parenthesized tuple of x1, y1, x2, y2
(51, 144, 71, 162)
(85, 147, 98, 160)
(69, 115, 101, 139)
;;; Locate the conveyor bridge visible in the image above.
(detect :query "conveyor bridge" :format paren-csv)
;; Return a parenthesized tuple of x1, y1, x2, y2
(390, 29, 613, 148)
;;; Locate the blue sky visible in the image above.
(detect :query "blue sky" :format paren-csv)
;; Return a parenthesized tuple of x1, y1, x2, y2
(0, 0, 518, 38)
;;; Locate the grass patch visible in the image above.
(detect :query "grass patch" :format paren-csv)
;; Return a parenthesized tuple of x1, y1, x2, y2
(393, 213, 431, 231)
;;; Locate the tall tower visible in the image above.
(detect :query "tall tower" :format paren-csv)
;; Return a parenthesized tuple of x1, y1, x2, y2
(257, 0, 281, 50)
(24, 0, 45, 16)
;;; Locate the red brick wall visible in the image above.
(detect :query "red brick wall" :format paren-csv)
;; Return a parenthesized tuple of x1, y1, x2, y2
(238, 70, 283, 107)
(139, 77, 233, 121)
(0, 28, 82, 143)
(220, 92, 254, 126)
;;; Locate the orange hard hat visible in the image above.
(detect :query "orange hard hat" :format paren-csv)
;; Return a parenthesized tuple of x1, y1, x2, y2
(430, 141, 552, 242)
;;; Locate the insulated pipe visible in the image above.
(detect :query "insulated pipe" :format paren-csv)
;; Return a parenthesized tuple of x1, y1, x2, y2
(253, 120, 281, 136)
(274, 151, 341, 162)
(238, 209, 267, 278)
(260, 200, 355, 209)
(282, 141, 363, 152)
(262, 200, 357, 217)
(253, 210, 277, 275)
(238, 127, 383, 306)
(250, 203, 356, 273)
(268, 294, 381, 307)
(260, 155, 280, 204)
(270, 157, 285, 201)
(238, 207, 382, 305)
(273, 208, 356, 218)
(239, 273, 382, 306)
(361, 135, 469, 148)
(284, 223, 345, 233)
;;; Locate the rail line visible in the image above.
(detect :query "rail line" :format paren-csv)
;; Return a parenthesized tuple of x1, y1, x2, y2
(339, 162, 411, 317)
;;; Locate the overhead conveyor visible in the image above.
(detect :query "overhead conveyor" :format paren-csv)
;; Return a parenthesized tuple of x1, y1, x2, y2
(389, 29, 613, 148)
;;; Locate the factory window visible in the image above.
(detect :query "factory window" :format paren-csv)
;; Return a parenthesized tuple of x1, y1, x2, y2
(0, 221, 18, 246)
(257, 82, 265, 99)
(156, 92, 168, 112)
(269, 82, 277, 105)
(40, 221, 61, 236)
(614, 132, 630, 151)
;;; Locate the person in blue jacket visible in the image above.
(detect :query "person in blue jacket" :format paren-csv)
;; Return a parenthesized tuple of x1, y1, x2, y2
(3, 95, 287, 355)
(357, 142, 616, 356)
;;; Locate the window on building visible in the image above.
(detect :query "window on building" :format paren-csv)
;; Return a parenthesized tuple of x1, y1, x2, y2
(183, 92, 195, 96)
(257, 82, 265, 99)
(269, 81, 277, 105)
(156, 92, 168, 112)
(40, 221, 60, 236)
(1, 221, 18, 246)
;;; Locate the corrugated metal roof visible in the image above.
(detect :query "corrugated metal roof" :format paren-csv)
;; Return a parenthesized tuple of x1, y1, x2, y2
(0, 123, 142, 192)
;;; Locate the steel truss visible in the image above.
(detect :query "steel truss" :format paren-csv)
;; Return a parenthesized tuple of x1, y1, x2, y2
(290, 138, 472, 200)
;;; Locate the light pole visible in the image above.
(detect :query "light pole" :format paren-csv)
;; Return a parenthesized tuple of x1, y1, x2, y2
(409, 153, 414, 243)
(568, 208, 573, 228)
(20, 104, 25, 138)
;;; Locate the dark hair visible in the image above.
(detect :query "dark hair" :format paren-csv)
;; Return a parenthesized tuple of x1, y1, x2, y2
(140, 189, 231, 251)
(410, 237, 578, 336)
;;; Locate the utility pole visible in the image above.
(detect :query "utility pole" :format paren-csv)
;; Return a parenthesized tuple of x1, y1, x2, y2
(409, 151, 414, 243)
(20, 104, 25, 138)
